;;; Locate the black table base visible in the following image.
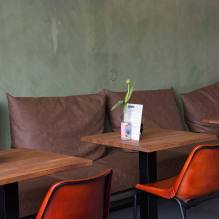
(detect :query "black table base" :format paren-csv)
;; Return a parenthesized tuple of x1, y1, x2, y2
(0, 182, 19, 219)
(139, 151, 158, 219)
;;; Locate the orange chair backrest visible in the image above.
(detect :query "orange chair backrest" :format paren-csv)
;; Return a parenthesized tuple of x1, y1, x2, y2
(36, 169, 112, 219)
(174, 144, 219, 202)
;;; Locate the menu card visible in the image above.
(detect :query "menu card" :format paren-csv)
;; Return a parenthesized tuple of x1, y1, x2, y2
(124, 104, 143, 141)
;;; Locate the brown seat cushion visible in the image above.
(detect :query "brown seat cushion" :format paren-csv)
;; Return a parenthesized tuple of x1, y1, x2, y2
(18, 148, 186, 218)
(54, 149, 139, 193)
(19, 176, 59, 218)
(7, 93, 106, 160)
(182, 82, 219, 135)
(54, 149, 186, 192)
(104, 89, 183, 131)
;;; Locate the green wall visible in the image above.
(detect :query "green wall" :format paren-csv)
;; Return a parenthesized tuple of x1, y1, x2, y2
(0, 0, 219, 147)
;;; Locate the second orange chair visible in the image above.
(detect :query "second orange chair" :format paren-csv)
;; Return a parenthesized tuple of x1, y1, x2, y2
(134, 144, 219, 219)
(36, 168, 112, 219)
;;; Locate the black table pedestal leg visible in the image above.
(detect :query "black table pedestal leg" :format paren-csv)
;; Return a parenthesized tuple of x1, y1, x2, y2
(0, 182, 19, 219)
(139, 151, 157, 219)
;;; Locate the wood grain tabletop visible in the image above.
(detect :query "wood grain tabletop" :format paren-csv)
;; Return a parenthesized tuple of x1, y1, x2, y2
(0, 148, 92, 185)
(202, 117, 219, 125)
(81, 128, 217, 153)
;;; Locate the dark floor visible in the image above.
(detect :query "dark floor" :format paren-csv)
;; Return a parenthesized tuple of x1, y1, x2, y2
(109, 198, 219, 219)
(23, 197, 219, 219)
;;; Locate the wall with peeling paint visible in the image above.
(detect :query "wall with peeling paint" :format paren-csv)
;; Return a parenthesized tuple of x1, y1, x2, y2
(0, 1, 218, 147)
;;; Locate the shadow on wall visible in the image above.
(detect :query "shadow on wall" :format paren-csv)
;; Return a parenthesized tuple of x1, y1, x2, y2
(0, 104, 11, 148)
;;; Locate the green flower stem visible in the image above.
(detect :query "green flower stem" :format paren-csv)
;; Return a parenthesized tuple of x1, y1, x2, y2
(111, 79, 134, 112)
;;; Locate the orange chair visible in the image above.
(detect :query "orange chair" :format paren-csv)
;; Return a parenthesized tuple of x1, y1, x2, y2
(36, 168, 112, 219)
(134, 144, 219, 219)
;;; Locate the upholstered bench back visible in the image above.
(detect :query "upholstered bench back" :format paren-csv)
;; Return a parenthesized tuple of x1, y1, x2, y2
(7, 93, 106, 160)
(182, 82, 219, 135)
(104, 89, 183, 131)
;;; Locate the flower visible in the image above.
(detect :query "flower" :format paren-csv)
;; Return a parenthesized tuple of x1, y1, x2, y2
(111, 79, 134, 111)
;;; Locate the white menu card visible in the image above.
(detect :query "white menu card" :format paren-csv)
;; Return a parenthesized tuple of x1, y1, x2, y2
(124, 104, 143, 141)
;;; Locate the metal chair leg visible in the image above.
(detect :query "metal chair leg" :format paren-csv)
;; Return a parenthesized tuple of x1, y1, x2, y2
(133, 190, 138, 219)
(175, 198, 187, 219)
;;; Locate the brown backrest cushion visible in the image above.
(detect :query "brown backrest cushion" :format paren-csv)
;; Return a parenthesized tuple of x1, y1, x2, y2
(104, 89, 183, 131)
(7, 93, 106, 160)
(182, 82, 219, 134)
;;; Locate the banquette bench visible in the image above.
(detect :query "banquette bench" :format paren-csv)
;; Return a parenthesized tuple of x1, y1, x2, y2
(7, 83, 219, 218)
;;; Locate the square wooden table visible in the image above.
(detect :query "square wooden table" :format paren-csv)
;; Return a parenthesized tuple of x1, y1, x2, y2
(0, 148, 92, 219)
(81, 128, 217, 219)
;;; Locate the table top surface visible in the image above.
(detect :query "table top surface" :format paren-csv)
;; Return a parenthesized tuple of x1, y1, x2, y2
(81, 128, 217, 153)
(202, 117, 219, 125)
(0, 148, 92, 185)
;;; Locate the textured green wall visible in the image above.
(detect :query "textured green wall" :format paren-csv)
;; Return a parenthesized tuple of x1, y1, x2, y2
(0, 0, 219, 147)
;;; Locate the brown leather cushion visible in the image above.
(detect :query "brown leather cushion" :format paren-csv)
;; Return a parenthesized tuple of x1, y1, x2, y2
(7, 93, 106, 160)
(182, 82, 219, 134)
(104, 89, 183, 131)
(54, 149, 139, 193)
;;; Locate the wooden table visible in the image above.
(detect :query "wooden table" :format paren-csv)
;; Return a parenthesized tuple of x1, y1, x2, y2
(81, 128, 217, 219)
(202, 117, 219, 125)
(0, 148, 92, 219)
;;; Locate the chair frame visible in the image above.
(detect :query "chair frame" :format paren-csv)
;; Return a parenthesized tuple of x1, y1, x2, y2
(134, 190, 219, 219)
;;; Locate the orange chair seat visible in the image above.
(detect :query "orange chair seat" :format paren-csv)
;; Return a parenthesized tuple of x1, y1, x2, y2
(136, 176, 177, 199)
